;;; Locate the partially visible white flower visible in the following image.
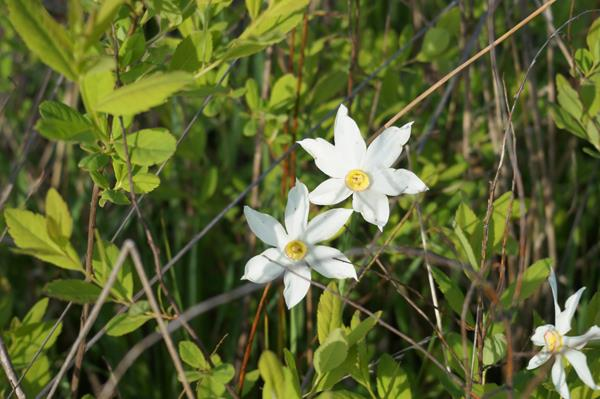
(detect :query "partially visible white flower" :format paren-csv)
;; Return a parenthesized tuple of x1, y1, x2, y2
(527, 269, 600, 399)
(298, 104, 427, 230)
(242, 181, 357, 309)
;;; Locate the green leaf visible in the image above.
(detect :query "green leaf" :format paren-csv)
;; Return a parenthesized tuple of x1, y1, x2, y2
(245, 79, 260, 111)
(80, 61, 116, 117)
(114, 128, 177, 166)
(6, 0, 77, 80)
(483, 333, 506, 366)
(575, 48, 594, 76)
(283, 367, 301, 399)
(212, 363, 234, 384)
(44, 279, 102, 304)
(245, 0, 262, 19)
(22, 298, 49, 325)
(45, 188, 72, 240)
(501, 258, 552, 307)
(583, 146, 600, 158)
(346, 311, 381, 346)
(179, 340, 209, 370)
(222, 39, 268, 61)
(317, 282, 342, 345)
(240, 0, 309, 43)
(314, 328, 349, 375)
(93, 240, 134, 301)
(551, 104, 587, 139)
(268, 73, 298, 111)
(170, 31, 213, 72)
(581, 79, 600, 119)
(376, 354, 411, 399)
(453, 223, 478, 271)
(84, 0, 126, 49)
(587, 17, 600, 61)
(242, 369, 260, 397)
(4, 208, 82, 271)
(95, 72, 192, 116)
(10, 320, 63, 367)
(556, 74, 583, 120)
(35, 101, 97, 142)
(455, 202, 479, 235)
(489, 191, 516, 248)
(106, 302, 153, 336)
(79, 153, 110, 172)
(283, 349, 301, 396)
(317, 391, 368, 399)
(430, 268, 473, 324)
(417, 27, 450, 62)
(99, 189, 130, 207)
(119, 172, 161, 194)
(198, 167, 218, 201)
(258, 351, 286, 399)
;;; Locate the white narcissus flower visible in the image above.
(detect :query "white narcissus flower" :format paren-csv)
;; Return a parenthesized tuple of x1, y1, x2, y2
(298, 104, 428, 230)
(527, 270, 600, 399)
(242, 181, 357, 309)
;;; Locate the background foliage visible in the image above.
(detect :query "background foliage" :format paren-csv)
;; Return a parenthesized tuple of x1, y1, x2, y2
(0, 0, 599, 398)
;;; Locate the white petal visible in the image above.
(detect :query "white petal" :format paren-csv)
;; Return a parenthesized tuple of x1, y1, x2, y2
(548, 269, 563, 324)
(304, 208, 353, 244)
(364, 122, 412, 169)
(527, 351, 552, 370)
(283, 265, 311, 309)
(352, 190, 389, 231)
(370, 168, 406, 196)
(392, 169, 428, 194)
(531, 324, 555, 347)
(551, 356, 571, 399)
(285, 181, 309, 239)
(333, 104, 366, 168)
(242, 248, 285, 283)
(564, 349, 599, 390)
(298, 138, 348, 178)
(244, 206, 288, 249)
(309, 178, 352, 205)
(556, 287, 586, 335)
(563, 326, 600, 349)
(307, 245, 357, 280)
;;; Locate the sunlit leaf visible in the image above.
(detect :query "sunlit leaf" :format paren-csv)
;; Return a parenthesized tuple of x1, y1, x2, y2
(95, 72, 192, 116)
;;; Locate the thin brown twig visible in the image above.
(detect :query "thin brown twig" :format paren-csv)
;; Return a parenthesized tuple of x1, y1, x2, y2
(70, 184, 100, 398)
(237, 282, 271, 394)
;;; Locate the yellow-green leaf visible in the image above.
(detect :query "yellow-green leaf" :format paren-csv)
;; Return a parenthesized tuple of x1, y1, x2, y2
(314, 328, 349, 375)
(376, 354, 411, 399)
(317, 282, 342, 345)
(4, 209, 82, 271)
(258, 351, 286, 399)
(6, 0, 77, 80)
(114, 128, 177, 166)
(501, 258, 552, 307)
(179, 340, 209, 370)
(95, 72, 192, 116)
(84, 0, 126, 49)
(45, 188, 72, 239)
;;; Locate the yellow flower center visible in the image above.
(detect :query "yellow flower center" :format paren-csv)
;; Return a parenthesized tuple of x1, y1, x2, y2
(284, 240, 308, 261)
(544, 330, 563, 353)
(345, 169, 370, 192)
